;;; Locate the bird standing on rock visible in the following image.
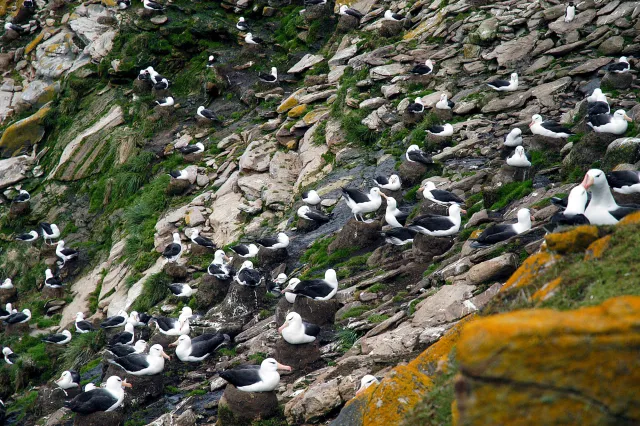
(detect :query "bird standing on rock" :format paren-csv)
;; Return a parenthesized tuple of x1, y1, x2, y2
(162, 233, 183, 262)
(197, 106, 219, 122)
(342, 187, 382, 222)
(564, 2, 575, 22)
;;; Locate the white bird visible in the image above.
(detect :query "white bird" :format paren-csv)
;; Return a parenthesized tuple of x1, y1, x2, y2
(143, 0, 164, 11)
(151, 307, 192, 336)
(100, 310, 128, 329)
(564, 2, 575, 22)
(470, 208, 533, 248)
(487, 73, 518, 91)
(220, 358, 292, 392)
(383, 10, 404, 21)
(302, 189, 322, 206)
(546, 185, 590, 232)
(504, 128, 523, 147)
(169, 333, 229, 362)
(65, 376, 131, 414)
(15, 230, 39, 242)
(278, 312, 320, 344)
(12, 189, 30, 203)
(587, 88, 610, 116)
(587, 109, 632, 135)
(168, 168, 190, 180)
(196, 106, 218, 121)
(153, 78, 170, 90)
(0, 278, 13, 290)
(297, 205, 332, 224)
(179, 142, 205, 155)
(506, 146, 531, 168)
(380, 194, 408, 228)
(356, 375, 380, 395)
(609, 56, 631, 73)
(256, 232, 289, 250)
(406, 97, 424, 114)
(5, 308, 31, 324)
(582, 169, 640, 225)
(208, 250, 233, 279)
(56, 240, 79, 265)
(206, 55, 215, 68)
(341, 187, 382, 221)
(258, 67, 278, 83)
(105, 340, 148, 358)
(84, 383, 97, 392)
(109, 344, 170, 376)
(108, 323, 135, 346)
(244, 33, 264, 45)
(426, 123, 454, 137)
(2, 347, 18, 364)
(283, 269, 338, 301)
(55, 370, 81, 390)
(435, 93, 454, 110)
(0, 303, 16, 320)
(75, 312, 95, 334)
(230, 243, 259, 258)
(606, 171, 640, 195)
(155, 97, 174, 107)
(162, 232, 183, 262)
(410, 59, 433, 75)
(420, 181, 464, 205)
(408, 204, 465, 237)
(236, 17, 249, 32)
(529, 114, 573, 138)
(374, 174, 401, 191)
(40, 223, 60, 245)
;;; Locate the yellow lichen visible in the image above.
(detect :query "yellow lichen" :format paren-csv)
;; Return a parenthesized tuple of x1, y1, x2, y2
(583, 235, 611, 261)
(531, 278, 562, 302)
(276, 89, 303, 113)
(618, 211, 640, 225)
(500, 252, 558, 293)
(544, 225, 600, 254)
(0, 104, 51, 157)
(24, 31, 45, 55)
(287, 104, 308, 118)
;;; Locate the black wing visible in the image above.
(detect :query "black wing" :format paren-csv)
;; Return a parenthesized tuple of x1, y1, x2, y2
(545, 212, 590, 231)
(220, 367, 262, 387)
(238, 268, 261, 286)
(541, 120, 573, 134)
(107, 344, 136, 357)
(256, 237, 278, 247)
(40, 223, 53, 234)
(587, 101, 610, 116)
(77, 320, 94, 331)
(194, 236, 215, 248)
(291, 279, 332, 299)
(342, 188, 370, 204)
(305, 210, 331, 223)
(110, 353, 149, 372)
(42, 333, 67, 343)
(430, 189, 463, 204)
(407, 103, 424, 113)
(169, 170, 182, 178)
(154, 316, 177, 331)
(190, 335, 227, 358)
(487, 79, 509, 88)
(231, 245, 249, 256)
(345, 8, 363, 18)
(609, 204, 640, 221)
(410, 64, 431, 74)
(447, 100, 455, 108)
(66, 389, 116, 414)
(168, 284, 185, 295)
(374, 176, 389, 186)
(303, 322, 321, 337)
(179, 145, 201, 154)
(607, 171, 640, 189)
(407, 150, 432, 164)
(394, 210, 410, 226)
(201, 109, 217, 120)
(473, 224, 516, 245)
(70, 370, 81, 384)
(410, 215, 454, 232)
(609, 62, 629, 72)
(162, 243, 181, 257)
(109, 331, 133, 346)
(60, 248, 77, 256)
(208, 264, 232, 277)
(587, 114, 612, 127)
(6, 313, 27, 324)
(100, 316, 125, 328)
(427, 125, 445, 133)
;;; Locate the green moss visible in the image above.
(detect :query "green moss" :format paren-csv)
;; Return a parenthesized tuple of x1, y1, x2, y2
(367, 313, 390, 323)
(248, 352, 268, 363)
(336, 327, 361, 353)
(79, 358, 102, 374)
(489, 180, 533, 211)
(131, 272, 172, 312)
(340, 305, 370, 320)
(368, 283, 385, 293)
(6, 391, 38, 422)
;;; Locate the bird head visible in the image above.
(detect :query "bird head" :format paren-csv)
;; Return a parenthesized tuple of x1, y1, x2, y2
(529, 114, 542, 127)
(169, 335, 190, 347)
(150, 344, 171, 360)
(613, 109, 632, 122)
(425, 59, 433, 68)
(515, 146, 525, 157)
(582, 169, 606, 190)
(262, 358, 292, 372)
(510, 73, 518, 82)
(278, 312, 301, 333)
(357, 375, 380, 395)
(517, 208, 534, 224)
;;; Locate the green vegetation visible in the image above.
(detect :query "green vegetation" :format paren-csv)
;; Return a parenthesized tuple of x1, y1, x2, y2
(367, 313, 390, 323)
(489, 180, 533, 210)
(299, 236, 358, 279)
(368, 283, 385, 293)
(340, 305, 370, 320)
(336, 328, 361, 353)
(248, 352, 268, 364)
(6, 391, 39, 423)
(131, 272, 172, 312)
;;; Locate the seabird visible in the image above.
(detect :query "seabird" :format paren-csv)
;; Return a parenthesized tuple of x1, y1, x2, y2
(503, 128, 523, 147)
(220, 358, 292, 392)
(154, 78, 170, 90)
(230, 243, 259, 258)
(278, 312, 320, 345)
(0, 278, 13, 290)
(470, 208, 533, 248)
(106, 340, 148, 358)
(100, 310, 128, 329)
(5, 308, 31, 324)
(75, 312, 95, 334)
(506, 146, 531, 168)
(381, 227, 417, 245)
(607, 170, 640, 194)
(2, 347, 18, 364)
(118, 0, 130, 9)
(12, 189, 30, 203)
(4, 22, 27, 34)
(383, 10, 404, 21)
(244, 33, 264, 45)
(109, 344, 170, 376)
(339, 5, 364, 20)
(267, 273, 288, 294)
(170, 333, 229, 362)
(420, 181, 464, 205)
(564, 2, 575, 22)
(256, 232, 289, 250)
(143, 0, 164, 10)
(208, 250, 233, 279)
(608, 56, 630, 73)
(235, 261, 262, 287)
(150, 307, 192, 336)
(0, 303, 15, 320)
(207, 55, 215, 67)
(380, 194, 409, 228)
(55, 370, 81, 390)
(406, 145, 432, 165)
(587, 88, 610, 116)
(135, 312, 152, 326)
(304, 0, 326, 5)
(65, 376, 132, 414)
(587, 110, 632, 135)
(40, 223, 60, 244)
(168, 168, 190, 180)
(236, 17, 249, 32)
(410, 59, 433, 75)
(189, 229, 216, 249)
(426, 123, 454, 137)
(408, 204, 465, 237)
(302, 190, 322, 206)
(45, 268, 63, 288)
(197, 106, 218, 121)
(168, 283, 197, 298)
(43, 330, 72, 345)
(56, 240, 79, 265)
(356, 375, 380, 395)
(84, 383, 97, 392)
(283, 269, 338, 300)
(155, 97, 174, 107)
(582, 169, 640, 225)
(406, 97, 425, 114)
(162, 232, 183, 262)
(545, 185, 590, 232)
(435, 94, 455, 110)
(486, 73, 518, 92)
(108, 323, 135, 346)
(179, 142, 205, 155)
(15, 230, 38, 242)
(258, 67, 278, 83)
(342, 187, 382, 221)
(529, 114, 573, 138)
(374, 175, 401, 191)
(297, 205, 332, 224)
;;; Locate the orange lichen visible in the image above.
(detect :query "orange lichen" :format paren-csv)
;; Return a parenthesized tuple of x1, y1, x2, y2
(500, 252, 558, 293)
(544, 225, 599, 254)
(618, 211, 640, 225)
(455, 296, 640, 425)
(584, 235, 611, 261)
(24, 30, 45, 55)
(531, 278, 562, 301)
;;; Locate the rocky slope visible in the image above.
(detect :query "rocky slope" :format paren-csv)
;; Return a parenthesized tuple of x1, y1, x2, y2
(0, 0, 639, 425)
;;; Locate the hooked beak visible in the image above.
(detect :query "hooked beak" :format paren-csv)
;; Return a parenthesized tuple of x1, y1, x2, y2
(277, 321, 288, 333)
(276, 362, 292, 372)
(162, 351, 171, 360)
(380, 192, 387, 199)
(581, 174, 594, 190)
(461, 209, 467, 214)
(122, 379, 133, 388)
(624, 114, 633, 122)
(169, 340, 178, 347)
(418, 186, 424, 193)
(530, 215, 535, 222)
(223, 255, 230, 262)
(528, 121, 534, 128)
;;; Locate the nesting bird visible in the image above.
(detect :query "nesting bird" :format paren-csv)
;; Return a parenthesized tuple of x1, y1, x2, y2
(45, 268, 63, 288)
(0, 278, 13, 290)
(383, 10, 404, 21)
(155, 97, 174, 107)
(170, 333, 229, 362)
(582, 169, 640, 225)
(162, 233, 183, 262)
(234, 260, 263, 287)
(208, 250, 234, 280)
(109, 344, 170, 376)
(420, 181, 464, 205)
(381, 227, 417, 245)
(106, 340, 147, 358)
(189, 229, 216, 249)
(406, 97, 425, 114)
(12, 189, 30, 203)
(608, 56, 630, 73)
(426, 123, 454, 137)
(220, 358, 292, 392)
(297, 205, 332, 224)
(65, 376, 131, 414)
(529, 114, 573, 138)
(302, 190, 322, 207)
(546, 185, 590, 232)
(279, 312, 320, 344)
(283, 269, 338, 300)
(506, 146, 531, 168)
(356, 375, 380, 395)
(487, 73, 518, 92)
(42, 330, 72, 345)
(55, 371, 81, 390)
(168, 283, 197, 298)
(15, 230, 38, 242)
(435, 93, 455, 110)
(56, 240, 79, 265)
(606, 170, 640, 194)
(5, 309, 31, 324)
(179, 142, 205, 155)
(256, 232, 290, 250)
(408, 204, 465, 237)
(197, 106, 218, 121)
(244, 33, 264, 45)
(405, 145, 432, 165)
(374, 174, 401, 191)
(470, 208, 534, 248)
(236, 17, 249, 32)
(258, 67, 278, 83)
(339, 5, 364, 19)
(587, 110, 632, 135)
(75, 312, 95, 334)
(230, 243, 259, 258)
(410, 59, 433, 75)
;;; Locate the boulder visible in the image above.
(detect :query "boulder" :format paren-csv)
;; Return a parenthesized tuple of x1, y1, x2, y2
(166, 179, 191, 196)
(304, 3, 330, 21)
(398, 161, 428, 186)
(563, 132, 619, 171)
(601, 72, 633, 90)
(37, 386, 82, 416)
(412, 235, 454, 262)
(195, 275, 230, 310)
(73, 411, 124, 426)
(296, 216, 322, 233)
(328, 219, 382, 254)
(433, 108, 453, 121)
(287, 297, 339, 327)
(8, 201, 30, 219)
(337, 15, 360, 32)
(466, 253, 519, 285)
(402, 110, 423, 125)
(4, 322, 28, 336)
(0, 105, 50, 158)
(190, 243, 213, 257)
(544, 225, 600, 254)
(41, 286, 65, 299)
(379, 20, 403, 38)
(274, 338, 321, 370)
(163, 263, 188, 280)
(205, 282, 266, 335)
(102, 365, 164, 406)
(256, 248, 288, 269)
(218, 385, 278, 425)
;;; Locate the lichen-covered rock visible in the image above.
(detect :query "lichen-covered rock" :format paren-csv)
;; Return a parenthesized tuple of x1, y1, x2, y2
(0, 104, 50, 157)
(500, 252, 559, 293)
(455, 296, 640, 425)
(544, 225, 600, 254)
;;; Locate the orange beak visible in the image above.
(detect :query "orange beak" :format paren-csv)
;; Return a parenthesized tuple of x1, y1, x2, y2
(122, 380, 132, 388)
(624, 114, 633, 122)
(169, 340, 178, 347)
(528, 121, 534, 127)
(277, 362, 292, 372)
(380, 192, 387, 199)
(277, 321, 288, 333)
(581, 174, 594, 190)
(162, 351, 171, 360)
(461, 209, 467, 214)
(530, 215, 535, 222)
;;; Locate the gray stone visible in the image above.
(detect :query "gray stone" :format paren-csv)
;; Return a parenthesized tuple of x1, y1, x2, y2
(288, 54, 325, 74)
(599, 36, 625, 55)
(466, 253, 518, 285)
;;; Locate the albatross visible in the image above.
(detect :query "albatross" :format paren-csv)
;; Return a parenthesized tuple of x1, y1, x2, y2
(406, 97, 424, 114)
(408, 204, 465, 237)
(45, 268, 63, 288)
(208, 250, 233, 279)
(356, 375, 380, 395)
(2, 347, 18, 365)
(258, 67, 278, 83)
(582, 169, 640, 225)
(342, 187, 382, 221)
(55, 370, 81, 390)
(234, 261, 262, 287)
(383, 10, 404, 21)
(40, 223, 60, 245)
(380, 194, 409, 228)
(486, 73, 518, 91)
(405, 145, 432, 165)
(170, 333, 229, 362)
(236, 17, 249, 31)
(220, 358, 292, 392)
(197, 106, 218, 121)
(0, 278, 13, 290)
(374, 174, 401, 191)
(256, 232, 290, 250)
(230, 243, 259, 258)
(42, 330, 72, 345)
(5, 308, 31, 325)
(189, 229, 215, 249)
(302, 190, 322, 206)
(108, 323, 135, 346)
(470, 208, 533, 248)
(339, 5, 364, 19)
(545, 185, 590, 232)
(426, 123, 454, 137)
(506, 146, 531, 168)
(150, 307, 192, 336)
(410, 59, 433, 75)
(435, 93, 455, 110)
(12, 189, 30, 203)
(420, 181, 464, 205)
(587, 110, 632, 135)
(15, 230, 38, 242)
(381, 227, 417, 245)
(179, 142, 205, 155)
(608, 56, 630, 73)
(109, 344, 170, 376)
(168, 282, 197, 298)
(162, 233, 183, 262)
(101, 310, 129, 329)
(297, 205, 332, 224)
(278, 312, 320, 344)
(65, 376, 131, 414)
(56, 240, 79, 265)
(529, 114, 573, 138)
(606, 170, 640, 194)
(75, 312, 95, 334)
(283, 269, 338, 300)
(105, 340, 147, 358)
